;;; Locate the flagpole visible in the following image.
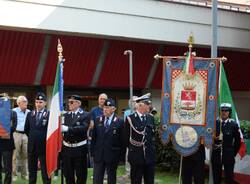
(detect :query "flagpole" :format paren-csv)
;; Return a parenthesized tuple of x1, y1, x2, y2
(209, 1, 218, 183)
(124, 50, 134, 112)
(57, 39, 64, 184)
(179, 156, 183, 184)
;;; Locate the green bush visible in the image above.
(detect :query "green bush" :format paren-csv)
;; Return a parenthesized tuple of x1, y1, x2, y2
(240, 120, 250, 139)
(154, 116, 180, 172)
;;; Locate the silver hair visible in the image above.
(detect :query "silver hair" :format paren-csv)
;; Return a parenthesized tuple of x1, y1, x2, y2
(16, 95, 28, 104)
(99, 93, 108, 99)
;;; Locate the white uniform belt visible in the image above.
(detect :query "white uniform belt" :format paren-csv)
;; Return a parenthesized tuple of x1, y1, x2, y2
(63, 140, 87, 147)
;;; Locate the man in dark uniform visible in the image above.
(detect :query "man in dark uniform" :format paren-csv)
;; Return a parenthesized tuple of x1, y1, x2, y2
(91, 98, 124, 184)
(212, 103, 241, 184)
(0, 108, 17, 184)
(181, 145, 205, 184)
(123, 94, 156, 184)
(61, 95, 90, 184)
(24, 92, 51, 184)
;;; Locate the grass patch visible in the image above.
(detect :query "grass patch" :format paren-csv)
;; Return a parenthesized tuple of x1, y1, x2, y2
(12, 166, 182, 184)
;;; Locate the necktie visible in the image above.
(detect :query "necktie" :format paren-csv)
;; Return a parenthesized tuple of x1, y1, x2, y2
(36, 111, 42, 124)
(141, 115, 146, 122)
(104, 117, 109, 128)
(72, 112, 76, 119)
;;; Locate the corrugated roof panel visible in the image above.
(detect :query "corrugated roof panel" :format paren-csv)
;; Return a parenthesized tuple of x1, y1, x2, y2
(41, 35, 103, 86)
(98, 40, 158, 89)
(151, 62, 163, 89)
(0, 30, 45, 85)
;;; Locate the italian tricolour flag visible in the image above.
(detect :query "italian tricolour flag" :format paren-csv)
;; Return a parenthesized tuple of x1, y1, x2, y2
(183, 51, 195, 75)
(46, 61, 63, 177)
(219, 62, 250, 183)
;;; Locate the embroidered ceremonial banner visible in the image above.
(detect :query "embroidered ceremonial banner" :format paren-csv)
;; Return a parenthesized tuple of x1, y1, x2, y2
(161, 58, 218, 156)
(0, 98, 11, 139)
(171, 69, 207, 125)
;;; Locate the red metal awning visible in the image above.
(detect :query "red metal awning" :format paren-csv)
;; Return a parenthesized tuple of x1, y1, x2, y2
(0, 29, 249, 90)
(41, 35, 104, 87)
(0, 30, 45, 85)
(97, 40, 158, 89)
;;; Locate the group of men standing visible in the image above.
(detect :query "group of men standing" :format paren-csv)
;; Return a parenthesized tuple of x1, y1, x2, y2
(0, 91, 242, 184)
(89, 93, 156, 184)
(0, 92, 157, 184)
(0, 92, 51, 184)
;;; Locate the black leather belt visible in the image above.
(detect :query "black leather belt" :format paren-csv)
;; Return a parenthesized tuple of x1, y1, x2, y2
(15, 130, 25, 134)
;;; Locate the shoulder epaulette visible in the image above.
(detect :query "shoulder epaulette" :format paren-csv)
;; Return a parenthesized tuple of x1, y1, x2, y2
(134, 112, 138, 118)
(32, 110, 36, 116)
(42, 111, 48, 118)
(79, 109, 84, 114)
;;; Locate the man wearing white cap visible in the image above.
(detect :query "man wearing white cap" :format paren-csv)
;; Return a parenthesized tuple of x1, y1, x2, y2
(211, 103, 241, 184)
(123, 93, 155, 184)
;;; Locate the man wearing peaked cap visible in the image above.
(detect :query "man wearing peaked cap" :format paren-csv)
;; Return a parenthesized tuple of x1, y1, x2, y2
(91, 98, 124, 184)
(122, 93, 156, 184)
(211, 102, 241, 184)
(104, 98, 115, 107)
(134, 93, 151, 104)
(36, 92, 47, 101)
(62, 94, 90, 184)
(24, 92, 51, 184)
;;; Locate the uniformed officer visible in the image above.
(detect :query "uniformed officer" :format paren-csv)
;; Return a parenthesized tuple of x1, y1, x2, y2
(61, 95, 90, 184)
(91, 98, 124, 184)
(24, 92, 51, 184)
(212, 103, 241, 184)
(181, 145, 205, 184)
(123, 93, 156, 184)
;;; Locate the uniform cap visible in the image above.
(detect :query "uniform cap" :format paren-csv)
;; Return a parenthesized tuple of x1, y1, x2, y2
(36, 92, 46, 101)
(104, 98, 115, 107)
(67, 95, 82, 102)
(220, 103, 232, 111)
(134, 93, 151, 104)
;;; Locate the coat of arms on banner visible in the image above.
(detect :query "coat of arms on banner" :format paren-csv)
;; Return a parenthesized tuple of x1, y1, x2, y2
(171, 70, 208, 125)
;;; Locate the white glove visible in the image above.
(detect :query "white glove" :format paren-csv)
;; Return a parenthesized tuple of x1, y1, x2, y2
(61, 125, 69, 133)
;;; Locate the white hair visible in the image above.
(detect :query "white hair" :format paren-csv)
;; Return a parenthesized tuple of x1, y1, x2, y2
(99, 93, 108, 99)
(16, 95, 28, 104)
